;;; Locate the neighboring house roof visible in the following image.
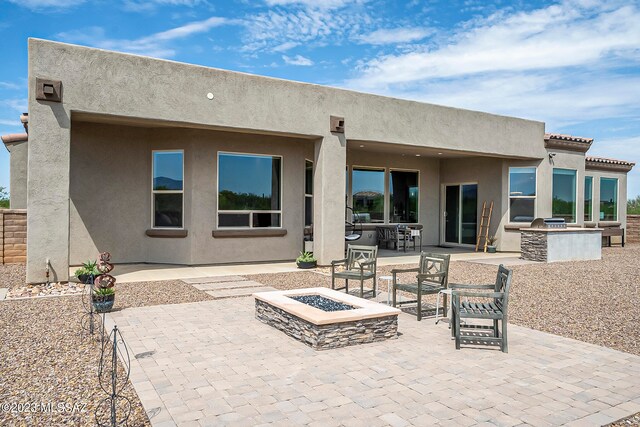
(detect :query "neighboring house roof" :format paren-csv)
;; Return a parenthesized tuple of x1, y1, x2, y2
(586, 156, 635, 172)
(20, 112, 28, 133)
(1, 133, 28, 144)
(544, 133, 594, 144)
(544, 133, 593, 152)
(2, 113, 29, 150)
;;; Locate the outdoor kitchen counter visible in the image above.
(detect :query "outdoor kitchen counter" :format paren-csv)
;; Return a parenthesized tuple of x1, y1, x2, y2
(520, 227, 602, 262)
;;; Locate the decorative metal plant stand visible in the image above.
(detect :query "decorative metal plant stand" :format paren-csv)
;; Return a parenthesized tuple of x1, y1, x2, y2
(96, 325, 132, 427)
(80, 274, 104, 340)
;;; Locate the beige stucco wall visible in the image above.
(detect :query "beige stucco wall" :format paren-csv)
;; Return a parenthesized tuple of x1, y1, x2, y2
(439, 157, 504, 247)
(69, 122, 313, 266)
(5, 140, 28, 209)
(27, 38, 547, 281)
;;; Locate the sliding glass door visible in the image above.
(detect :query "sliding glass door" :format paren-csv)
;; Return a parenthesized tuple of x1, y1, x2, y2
(444, 184, 478, 245)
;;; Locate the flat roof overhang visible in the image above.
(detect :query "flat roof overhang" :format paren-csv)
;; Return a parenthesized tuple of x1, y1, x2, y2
(347, 139, 544, 160)
(71, 111, 323, 141)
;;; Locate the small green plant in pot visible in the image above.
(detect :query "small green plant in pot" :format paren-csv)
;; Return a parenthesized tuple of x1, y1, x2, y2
(74, 260, 100, 284)
(487, 235, 498, 253)
(296, 251, 317, 269)
(92, 252, 116, 313)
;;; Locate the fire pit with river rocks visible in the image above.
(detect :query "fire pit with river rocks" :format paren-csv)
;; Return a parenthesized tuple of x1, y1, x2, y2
(254, 287, 401, 350)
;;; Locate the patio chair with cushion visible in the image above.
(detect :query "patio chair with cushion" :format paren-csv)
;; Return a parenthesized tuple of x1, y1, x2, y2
(331, 245, 378, 298)
(391, 252, 451, 321)
(450, 264, 513, 353)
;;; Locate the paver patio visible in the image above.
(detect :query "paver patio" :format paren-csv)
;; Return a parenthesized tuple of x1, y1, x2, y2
(107, 297, 640, 426)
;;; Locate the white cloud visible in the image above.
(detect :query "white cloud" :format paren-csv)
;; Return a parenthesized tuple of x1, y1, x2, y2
(57, 16, 229, 58)
(242, 7, 372, 53)
(357, 27, 432, 45)
(0, 81, 21, 90)
(122, 0, 206, 13)
(0, 119, 22, 127)
(350, 1, 640, 88)
(272, 41, 299, 52)
(264, 0, 362, 9)
(283, 54, 314, 66)
(6, 0, 84, 10)
(5, 99, 28, 113)
(338, 0, 640, 145)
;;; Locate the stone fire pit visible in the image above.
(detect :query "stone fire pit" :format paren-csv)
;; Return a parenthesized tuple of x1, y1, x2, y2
(254, 287, 400, 350)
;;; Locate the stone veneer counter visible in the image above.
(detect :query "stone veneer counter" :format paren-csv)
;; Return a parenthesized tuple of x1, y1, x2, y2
(254, 287, 400, 350)
(520, 228, 602, 262)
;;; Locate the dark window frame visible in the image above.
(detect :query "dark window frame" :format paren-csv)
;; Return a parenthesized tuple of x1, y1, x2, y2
(508, 167, 537, 223)
(217, 152, 283, 229)
(152, 150, 184, 229)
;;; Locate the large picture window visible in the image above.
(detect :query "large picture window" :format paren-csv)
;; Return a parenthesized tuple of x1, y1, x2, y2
(305, 160, 313, 226)
(152, 150, 184, 228)
(584, 176, 593, 222)
(509, 167, 536, 222)
(352, 168, 385, 223)
(218, 153, 282, 228)
(600, 178, 618, 221)
(389, 170, 418, 223)
(552, 168, 577, 223)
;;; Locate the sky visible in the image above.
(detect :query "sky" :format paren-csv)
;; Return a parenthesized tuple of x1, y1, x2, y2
(1, 0, 639, 198)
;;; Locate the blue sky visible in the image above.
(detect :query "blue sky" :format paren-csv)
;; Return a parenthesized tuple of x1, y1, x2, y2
(1, 0, 639, 198)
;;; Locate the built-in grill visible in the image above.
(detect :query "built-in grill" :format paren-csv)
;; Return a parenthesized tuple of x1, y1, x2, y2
(530, 217, 567, 229)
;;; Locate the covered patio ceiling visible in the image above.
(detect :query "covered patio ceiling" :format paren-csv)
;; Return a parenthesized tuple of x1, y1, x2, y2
(348, 139, 541, 160)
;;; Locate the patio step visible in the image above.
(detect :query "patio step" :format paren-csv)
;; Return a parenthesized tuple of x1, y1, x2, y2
(205, 286, 277, 299)
(194, 280, 265, 291)
(182, 275, 248, 284)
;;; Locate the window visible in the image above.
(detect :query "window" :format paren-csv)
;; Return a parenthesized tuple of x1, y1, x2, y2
(509, 167, 536, 222)
(600, 178, 618, 221)
(389, 170, 418, 223)
(218, 153, 282, 228)
(305, 160, 313, 226)
(351, 168, 385, 223)
(152, 151, 184, 228)
(552, 168, 577, 223)
(584, 176, 593, 222)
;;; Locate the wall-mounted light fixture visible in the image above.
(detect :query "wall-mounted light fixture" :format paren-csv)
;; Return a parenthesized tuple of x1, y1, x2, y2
(330, 115, 345, 133)
(35, 78, 62, 102)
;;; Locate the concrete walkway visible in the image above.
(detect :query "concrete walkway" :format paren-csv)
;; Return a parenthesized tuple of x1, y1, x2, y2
(81, 248, 519, 284)
(107, 298, 640, 426)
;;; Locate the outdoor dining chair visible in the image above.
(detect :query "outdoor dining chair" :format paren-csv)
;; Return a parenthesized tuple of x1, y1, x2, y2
(450, 264, 513, 353)
(391, 252, 451, 321)
(331, 245, 378, 298)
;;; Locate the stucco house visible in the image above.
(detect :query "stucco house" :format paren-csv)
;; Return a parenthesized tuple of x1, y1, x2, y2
(2, 39, 635, 283)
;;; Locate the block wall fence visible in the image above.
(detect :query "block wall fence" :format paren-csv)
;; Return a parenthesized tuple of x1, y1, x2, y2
(628, 215, 640, 243)
(0, 209, 27, 264)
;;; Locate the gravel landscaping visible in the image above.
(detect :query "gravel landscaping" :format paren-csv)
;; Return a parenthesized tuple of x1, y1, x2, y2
(1, 244, 639, 425)
(0, 272, 213, 426)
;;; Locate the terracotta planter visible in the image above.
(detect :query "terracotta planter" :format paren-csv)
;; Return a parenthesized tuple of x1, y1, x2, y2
(92, 293, 115, 313)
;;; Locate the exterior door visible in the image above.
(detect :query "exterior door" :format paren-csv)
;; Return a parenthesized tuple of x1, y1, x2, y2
(444, 184, 478, 245)
(445, 185, 460, 244)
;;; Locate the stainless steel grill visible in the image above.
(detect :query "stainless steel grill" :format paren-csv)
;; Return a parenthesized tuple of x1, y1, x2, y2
(530, 217, 567, 229)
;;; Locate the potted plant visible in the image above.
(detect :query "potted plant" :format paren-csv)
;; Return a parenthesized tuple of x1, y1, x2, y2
(296, 251, 317, 269)
(92, 252, 116, 313)
(487, 236, 498, 253)
(74, 260, 100, 284)
(93, 287, 115, 313)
